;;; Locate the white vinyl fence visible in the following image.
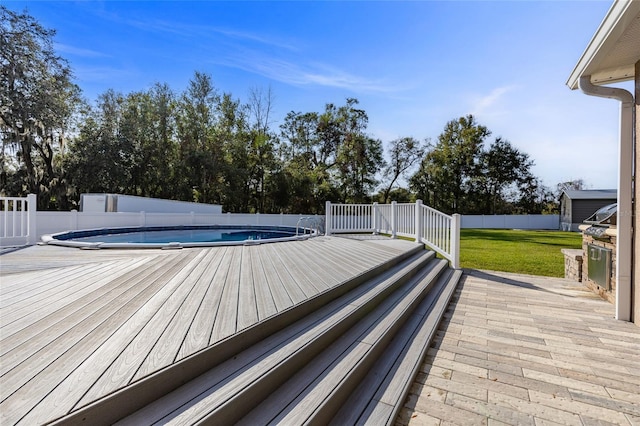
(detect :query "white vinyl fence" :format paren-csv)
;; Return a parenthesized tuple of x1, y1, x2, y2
(326, 200, 461, 269)
(461, 214, 559, 230)
(0, 194, 37, 246)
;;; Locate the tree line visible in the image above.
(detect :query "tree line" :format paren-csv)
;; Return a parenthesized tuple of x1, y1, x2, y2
(1, 6, 556, 214)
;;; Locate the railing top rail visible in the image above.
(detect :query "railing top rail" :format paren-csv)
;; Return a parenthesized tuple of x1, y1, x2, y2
(0, 196, 30, 202)
(330, 203, 373, 207)
(420, 203, 453, 220)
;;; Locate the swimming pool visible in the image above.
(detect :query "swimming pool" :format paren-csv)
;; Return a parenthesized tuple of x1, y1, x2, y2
(42, 225, 313, 249)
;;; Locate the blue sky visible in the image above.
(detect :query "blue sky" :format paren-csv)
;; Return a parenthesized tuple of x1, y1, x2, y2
(4, 0, 628, 190)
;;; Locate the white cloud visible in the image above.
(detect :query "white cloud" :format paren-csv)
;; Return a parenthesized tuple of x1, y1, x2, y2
(55, 43, 109, 58)
(468, 85, 519, 117)
(213, 52, 402, 94)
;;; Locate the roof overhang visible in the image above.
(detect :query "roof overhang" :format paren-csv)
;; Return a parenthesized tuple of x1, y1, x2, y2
(567, 0, 640, 90)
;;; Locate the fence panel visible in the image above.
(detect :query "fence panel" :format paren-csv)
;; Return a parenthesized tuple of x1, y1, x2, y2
(0, 195, 36, 246)
(327, 203, 373, 233)
(395, 203, 415, 238)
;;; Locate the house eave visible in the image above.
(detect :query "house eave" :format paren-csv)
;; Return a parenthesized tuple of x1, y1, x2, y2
(567, 0, 640, 90)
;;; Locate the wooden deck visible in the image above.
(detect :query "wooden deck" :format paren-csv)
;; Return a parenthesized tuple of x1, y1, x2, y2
(0, 236, 421, 425)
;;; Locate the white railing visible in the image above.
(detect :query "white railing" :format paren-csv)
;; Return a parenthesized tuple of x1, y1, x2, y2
(0, 194, 37, 246)
(324, 203, 373, 233)
(326, 200, 460, 269)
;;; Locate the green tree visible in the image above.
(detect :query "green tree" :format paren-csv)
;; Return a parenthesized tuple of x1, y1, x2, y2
(474, 137, 535, 214)
(1, 6, 82, 209)
(410, 115, 548, 215)
(175, 71, 223, 204)
(216, 92, 252, 212)
(247, 86, 278, 212)
(278, 98, 383, 210)
(410, 115, 489, 214)
(381, 136, 425, 203)
(65, 90, 132, 196)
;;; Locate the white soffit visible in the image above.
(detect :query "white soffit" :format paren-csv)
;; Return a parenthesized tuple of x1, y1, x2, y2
(567, 0, 640, 90)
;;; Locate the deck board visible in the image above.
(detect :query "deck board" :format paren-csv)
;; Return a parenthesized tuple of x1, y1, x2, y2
(249, 246, 278, 320)
(0, 257, 154, 341)
(176, 247, 229, 359)
(261, 243, 310, 304)
(256, 245, 295, 311)
(211, 246, 243, 342)
(237, 246, 259, 331)
(0, 237, 421, 425)
(0, 253, 189, 383)
(77, 250, 211, 405)
(1, 250, 197, 424)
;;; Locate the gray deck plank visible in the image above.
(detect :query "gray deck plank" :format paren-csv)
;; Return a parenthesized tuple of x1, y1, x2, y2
(306, 243, 370, 278)
(0, 262, 110, 304)
(117, 300, 359, 426)
(77, 250, 213, 405)
(1, 251, 198, 426)
(255, 245, 295, 311)
(1, 260, 116, 312)
(0, 257, 153, 340)
(158, 297, 366, 425)
(269, 241, 332, 294)
(237, 246, 259, 331)
(210, 246, 243, 342)
(245, 257, 444, 425)
(176, 247, 230, 359)
(0, 254, 180, 378)
(249, 245, 279, 320)
(260, 243, 310, 304)
(131, 249, 226, 382)
(303, 241, 373, 284)
(121, 248, 431, 426)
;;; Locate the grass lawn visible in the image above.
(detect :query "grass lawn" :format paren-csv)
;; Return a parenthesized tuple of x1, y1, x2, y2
(460, 229, 582, 277)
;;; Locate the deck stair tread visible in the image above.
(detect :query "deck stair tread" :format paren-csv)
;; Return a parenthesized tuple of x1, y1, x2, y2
(114, 250, 437, 425)
(330, 268, 463, 425)
(236, 260, 452, 426)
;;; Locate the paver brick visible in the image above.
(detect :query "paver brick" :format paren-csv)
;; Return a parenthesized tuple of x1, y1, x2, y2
(487, 390, 581, 425)
(401, 270, 639, 426)
(528, 389, 631, 425)
(409, 396, 489, 425)
(445, 392, 535, 425)
(568, 388, 640, 417)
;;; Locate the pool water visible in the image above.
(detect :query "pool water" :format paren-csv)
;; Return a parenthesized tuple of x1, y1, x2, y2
(69, 228, 295, 244)
(44, 225, 308, 249)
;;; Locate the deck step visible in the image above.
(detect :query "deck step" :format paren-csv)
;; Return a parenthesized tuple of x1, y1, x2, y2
(235, 259, 453, 425)
(330, 269, 463, 425)
(53, 245, 431, 425)
(115, 251, 440, 425)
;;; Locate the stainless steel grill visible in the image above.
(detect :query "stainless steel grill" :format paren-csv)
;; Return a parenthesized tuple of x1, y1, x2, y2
(583, 203, 617, 238)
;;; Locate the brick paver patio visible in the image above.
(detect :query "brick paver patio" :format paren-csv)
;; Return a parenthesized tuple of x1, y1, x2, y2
(397, 269, 640, 426)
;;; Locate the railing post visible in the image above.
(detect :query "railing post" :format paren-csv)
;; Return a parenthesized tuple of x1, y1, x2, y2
(372, 202, 378, 234)
(26, 194, 37, 244)
(325, 201, 332, 236)
(391, 201, 397, 239)
(451, 213, 461, 269)
(415, 199, 423, 243)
